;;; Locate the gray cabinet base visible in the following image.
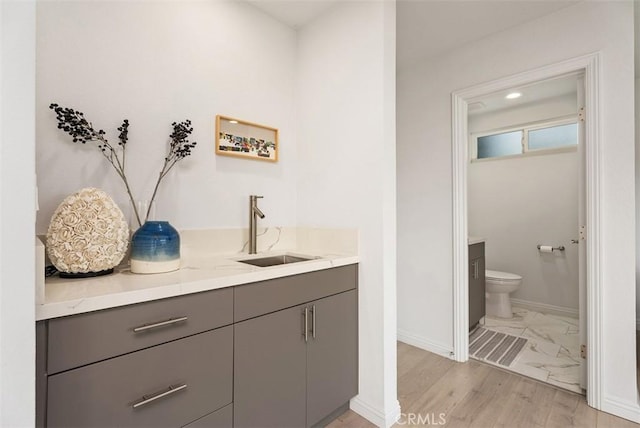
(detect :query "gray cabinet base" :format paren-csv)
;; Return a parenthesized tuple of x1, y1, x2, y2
(469, 243, 486, 330)
(39, 265, 359, 428)
(183, 404, 233, 428)
(311, 402, 350, 428)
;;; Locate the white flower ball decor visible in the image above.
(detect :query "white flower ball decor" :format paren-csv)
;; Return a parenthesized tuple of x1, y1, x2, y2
(47, 188, 129, 278)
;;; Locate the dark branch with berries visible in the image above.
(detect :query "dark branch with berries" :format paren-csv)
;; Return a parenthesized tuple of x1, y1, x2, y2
(49, 104, 197, 227)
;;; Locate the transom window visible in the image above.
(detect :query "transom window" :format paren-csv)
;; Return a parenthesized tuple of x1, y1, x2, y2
(471, 117, 578, 161)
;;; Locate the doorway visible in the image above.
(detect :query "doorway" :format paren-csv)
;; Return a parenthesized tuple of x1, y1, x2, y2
(451, 54, 602, 407)
(466, 73, 583, 393)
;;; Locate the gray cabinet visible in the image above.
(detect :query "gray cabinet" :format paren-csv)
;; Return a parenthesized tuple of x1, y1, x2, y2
(306, 290, 358, 426)
(37, 265, 359, 428)
(234, 267, 358, 428)
(182, 404, 233, 428)
(469, 242, 486, 330)
(38, 288, 234, 428)
(234, 304, 308, 428)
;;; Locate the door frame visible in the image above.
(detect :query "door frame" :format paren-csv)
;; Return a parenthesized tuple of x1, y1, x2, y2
(450, 53, 602, 407)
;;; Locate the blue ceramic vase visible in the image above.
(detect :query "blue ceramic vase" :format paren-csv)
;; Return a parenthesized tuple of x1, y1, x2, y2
(130, 221, 180, 274)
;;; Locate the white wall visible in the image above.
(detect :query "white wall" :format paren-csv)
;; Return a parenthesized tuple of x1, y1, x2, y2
(35, 1, 399, 426)
(469, 152, 579, 311)
(0, 1, 36, 426)
(636, 76, 640, 328)
(469, 92, 577, 134)
(468, 95, 579, 312)
(398, 0, 637, 418)
(36, 1, 298, 233)
(297, 1, 399, 426)
(635, 0, 640, 332)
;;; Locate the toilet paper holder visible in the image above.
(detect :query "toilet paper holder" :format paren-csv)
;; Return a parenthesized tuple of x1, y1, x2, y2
(537, 245, 565, 252)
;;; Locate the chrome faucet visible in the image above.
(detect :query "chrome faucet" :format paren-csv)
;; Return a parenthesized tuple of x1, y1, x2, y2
(249, 195, 265, 254)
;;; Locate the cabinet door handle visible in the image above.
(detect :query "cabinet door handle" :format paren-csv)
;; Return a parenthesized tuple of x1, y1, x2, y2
(133, 316, 188, 333)
(303, 307, 309, 342)
(132, 384, 187, 409)
(471, 260, 479, 279)
(311, 305, 316, 339)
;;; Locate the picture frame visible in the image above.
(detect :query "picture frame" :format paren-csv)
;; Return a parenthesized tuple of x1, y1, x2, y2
(215, 115, 278, 162)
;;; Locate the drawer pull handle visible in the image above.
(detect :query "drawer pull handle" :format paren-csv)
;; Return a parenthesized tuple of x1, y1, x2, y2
(303, 307, 309, 343)
(133, 316, 188, 333)
(132, 384, 187, 409)
(471, 260, 479, 279)
(311, 305, 316, 339)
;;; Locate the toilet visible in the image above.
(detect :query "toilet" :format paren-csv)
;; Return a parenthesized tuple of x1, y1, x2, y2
(485, 269, 523, 318)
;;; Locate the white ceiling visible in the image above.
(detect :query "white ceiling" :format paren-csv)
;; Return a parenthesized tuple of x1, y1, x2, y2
(468, 73, 579, 116)
(396, 0, 579, 70)
(246, 0, 341, 29)
(247, 0, 580, 69)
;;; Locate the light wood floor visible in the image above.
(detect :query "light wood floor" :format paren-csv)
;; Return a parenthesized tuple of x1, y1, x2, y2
(328, 341, 639, 428)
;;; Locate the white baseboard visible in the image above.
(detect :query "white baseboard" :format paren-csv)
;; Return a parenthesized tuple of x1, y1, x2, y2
(397, 328, 453, 359)
(601, 396, 640, 424)
(510, 298, 579, 318)
(350, 397, 401, 428)
(386, 399, 402, 428)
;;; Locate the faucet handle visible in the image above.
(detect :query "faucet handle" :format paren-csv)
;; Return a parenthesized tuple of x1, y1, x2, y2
(251, 195, 263, 199)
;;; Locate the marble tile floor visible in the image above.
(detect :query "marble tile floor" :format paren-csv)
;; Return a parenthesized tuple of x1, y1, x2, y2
(473, 306, 583, 394)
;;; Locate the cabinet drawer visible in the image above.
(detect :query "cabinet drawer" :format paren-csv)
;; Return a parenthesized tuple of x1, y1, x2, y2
(235, 264, 358, 322)
(47, 326, 233, 428)
(48, 287, 233, 374)
(183, 403, 233, 428)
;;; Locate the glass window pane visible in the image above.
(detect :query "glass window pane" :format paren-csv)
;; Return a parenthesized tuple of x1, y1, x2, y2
(477, 131, 522, 159)
(528, 123, 577, 151)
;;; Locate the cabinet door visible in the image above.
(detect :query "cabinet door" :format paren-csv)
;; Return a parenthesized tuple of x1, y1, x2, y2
(36, 321, 47, 428)
(306, 290, 358, 427)
(234, 304, 307, 428)
(469, 255, 486, 329)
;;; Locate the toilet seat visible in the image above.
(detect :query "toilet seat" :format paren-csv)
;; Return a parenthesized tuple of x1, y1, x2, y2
(486, 269, 522, 283)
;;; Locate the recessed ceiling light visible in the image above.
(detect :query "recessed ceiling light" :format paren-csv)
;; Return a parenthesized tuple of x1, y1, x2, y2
(505, 92, 522, 100)
(229, 120, 238, 124)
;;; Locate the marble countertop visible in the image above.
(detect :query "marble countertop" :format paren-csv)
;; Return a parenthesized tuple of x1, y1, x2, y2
(38, 250, 359, 321)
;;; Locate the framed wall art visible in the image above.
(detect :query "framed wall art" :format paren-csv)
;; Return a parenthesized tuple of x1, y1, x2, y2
(215, 115, 278, 162)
